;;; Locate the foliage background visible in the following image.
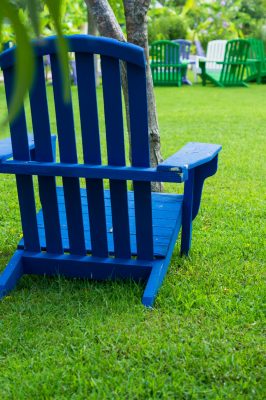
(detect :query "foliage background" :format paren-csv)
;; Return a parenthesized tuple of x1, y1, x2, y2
(1, 1, 266, 50)
(149, 0, 266, 48)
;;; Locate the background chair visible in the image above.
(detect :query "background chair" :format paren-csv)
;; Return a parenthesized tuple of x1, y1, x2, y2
(246, 38, 266, 84)
(199, 39, 250, 87)
(172, 39, 193, 85)
(194, 40, 227, 82)
(150, 40, 187, 86)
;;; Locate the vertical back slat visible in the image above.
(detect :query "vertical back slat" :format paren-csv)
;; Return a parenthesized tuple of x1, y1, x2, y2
(50, 54, 86, 255)
(3, 67, 40, 252)
(29, 56, 63, 254)
(127, 63, 153, 260)
(75, 52, 108, 257)
(101, 55, 131, 259)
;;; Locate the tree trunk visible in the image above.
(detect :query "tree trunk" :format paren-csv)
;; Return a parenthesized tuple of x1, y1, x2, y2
(123, 0, 163, 191)
(85, 0, 163, 191)
(87, 9, 100, 86)
(85, 0, 126, 41)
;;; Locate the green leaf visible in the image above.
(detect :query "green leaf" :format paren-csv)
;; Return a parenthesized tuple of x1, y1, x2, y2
(26, 0, 40, 37)
(181, 0, 196, 17)
(0, 0, 34, 124)
(45, 0, 70, 102)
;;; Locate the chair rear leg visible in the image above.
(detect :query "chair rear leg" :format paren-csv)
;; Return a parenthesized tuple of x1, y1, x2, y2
(0, 250, 24, 299)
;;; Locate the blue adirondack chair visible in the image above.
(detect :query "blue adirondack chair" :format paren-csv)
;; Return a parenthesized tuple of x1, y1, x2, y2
(44, 54, 77, 84)
(195, 40, 206, 58)
(172, 39, 193, 85)
(0, 35, 221, 307)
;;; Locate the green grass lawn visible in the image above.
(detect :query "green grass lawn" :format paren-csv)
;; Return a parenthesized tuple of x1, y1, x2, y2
(0, 82, 265, 399)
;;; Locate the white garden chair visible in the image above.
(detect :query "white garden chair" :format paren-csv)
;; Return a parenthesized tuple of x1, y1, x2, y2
(193, 40, 227, 82)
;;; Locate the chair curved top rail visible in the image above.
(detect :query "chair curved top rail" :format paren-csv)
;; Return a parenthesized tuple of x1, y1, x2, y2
(0, 35, 146, 70)
(151, 40, 179, 48)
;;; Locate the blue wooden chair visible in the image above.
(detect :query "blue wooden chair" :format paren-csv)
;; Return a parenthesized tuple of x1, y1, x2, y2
(0, 35, 221, 307)
(44, 54, 77, 84)
(172, 39, 191, 61)
(172, 39, 193, 85)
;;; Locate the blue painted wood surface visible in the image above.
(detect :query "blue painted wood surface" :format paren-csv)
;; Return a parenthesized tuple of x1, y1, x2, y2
(181, 169, 194, 256)
(0, 35, 221, 307)
(127, 62, 153, 260)
(50, 53, 86, 255)
(22, 252, 152, 282)
(0, 251, 24, 299)
(157, 142, 222, 171)
(101, 55, 131, 259)
(0, 161, 185, 182)
(0, 135, 35, 162)
(30, 56, 63, 254)
(0, 36, 146, 70)
(75, 51, 108, 257)
(3, 66, 40, 252)
(18, 188, 183, 258)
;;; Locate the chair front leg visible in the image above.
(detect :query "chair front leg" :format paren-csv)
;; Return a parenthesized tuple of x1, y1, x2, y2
(181, 155, 219, 256)
(181, 169, 194, 256)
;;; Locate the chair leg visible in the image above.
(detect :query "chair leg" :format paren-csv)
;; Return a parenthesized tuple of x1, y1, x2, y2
(181, 222, 192, 256)
(0, 250, 24, 299)
(194, 67, 198, 83)
(142, 259, 169, 307)
(181, 169, 194, 256)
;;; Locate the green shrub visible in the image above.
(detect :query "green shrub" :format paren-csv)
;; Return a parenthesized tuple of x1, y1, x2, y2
(148, 14, 187, 44)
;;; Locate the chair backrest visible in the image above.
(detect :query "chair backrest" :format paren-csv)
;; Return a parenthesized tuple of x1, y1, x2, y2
(206, 40, 227, 72)
(150, 40, 180, 65)
(248, 38, 266, 71)
(0, 35, 154, 261)
(220, 39, 250, 85)
(3, 41, 12, 51)
(172, 39, 191, 61)
(195, 40, 205, 57)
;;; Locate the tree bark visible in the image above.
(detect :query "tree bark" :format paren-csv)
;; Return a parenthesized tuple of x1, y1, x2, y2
(85, 0, 126, 41)
(85, 0, 163, 191)
(123, 0, 163, 191)
(87, 9, 100, 86)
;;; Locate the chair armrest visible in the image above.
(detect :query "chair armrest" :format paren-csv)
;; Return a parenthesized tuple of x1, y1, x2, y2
(151, 63, 186, 68)
(158, 143, 221, 225)
(0, 134, 35, 162)
(157, 142, 222, 173)
(0, 134, 57, 163)
(216, 61, 250, 65)
(195, 56, 207, 62)
(194, 56, 206, 69)
(246, 58, 260, 63)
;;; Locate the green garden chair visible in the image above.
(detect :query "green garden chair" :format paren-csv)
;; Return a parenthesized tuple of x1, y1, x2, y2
(150, 40, 188, 87)
(199, 39, 251, 87)
(246, 38, 266, 84)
